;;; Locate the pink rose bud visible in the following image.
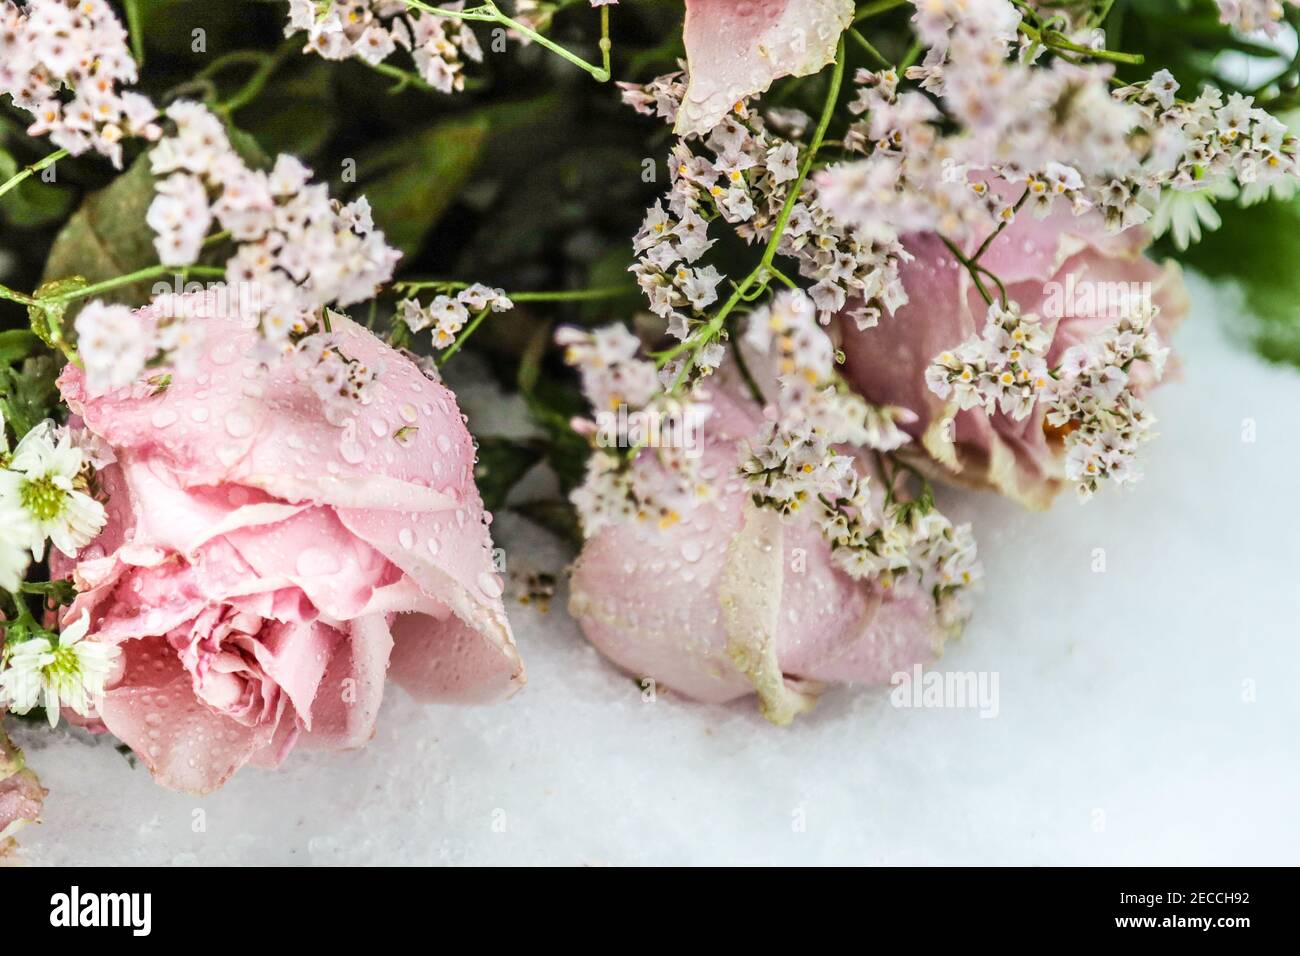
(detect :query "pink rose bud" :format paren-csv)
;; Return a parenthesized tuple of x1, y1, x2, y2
(838, 200, 1190, 509)
(568, 383, 951, 724)
(53, 295, 523, 792)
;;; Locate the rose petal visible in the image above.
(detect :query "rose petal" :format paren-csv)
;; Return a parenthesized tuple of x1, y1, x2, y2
(677, 0, 854, 137)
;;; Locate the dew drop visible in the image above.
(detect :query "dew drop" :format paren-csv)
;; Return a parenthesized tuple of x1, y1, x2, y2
(224, 411, 254, 438)
(339, 440, 365, 465)
(476, 572, 504, 599)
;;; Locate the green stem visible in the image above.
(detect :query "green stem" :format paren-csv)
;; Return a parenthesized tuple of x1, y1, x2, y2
(761, 35, 844, 272)
(52, 265, 226, 305)
(853, 0, 907, 23)
(940, 235, 994, 306)
(729, 321, 767, 407)
(437, 308, 491, 365)
(0, 283, 39, 308)
(401, 0, 611, 82)
(395, 281, 630, 302)
(0, 148, 68, 202)
(365, 59, 439, 94)
(599, 4, 612, 80)
(512, 286, 630, 302)
(848, 28, 891, 69)
(660, 35, 847, 390)
(900, 38, 924, 71)
(216, 37, 298, 115)
(1011, 3, 1144, 65)
(969, 187, 1030, 265)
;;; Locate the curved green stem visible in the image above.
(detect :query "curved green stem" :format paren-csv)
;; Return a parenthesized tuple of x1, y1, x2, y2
(853, 0, 907, 23)
(401, 0, 611, 82)
(396, 281, 630, 302)
(51, 264, 226, 305)
(848, 27, 891, 69)
(216, 37, 298, 115)
(660, 35, 847, 390)
(0, 148, 68, 202)
(437, 307, 491, 365)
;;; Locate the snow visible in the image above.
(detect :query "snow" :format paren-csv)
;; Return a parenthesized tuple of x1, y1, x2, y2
(9, 273, 1299, 866)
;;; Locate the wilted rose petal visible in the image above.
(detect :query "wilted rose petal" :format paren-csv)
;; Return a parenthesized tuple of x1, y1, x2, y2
(838, 200, 1189, 509)
(676, 0, 854, 137)
(569, 383, 949, 723)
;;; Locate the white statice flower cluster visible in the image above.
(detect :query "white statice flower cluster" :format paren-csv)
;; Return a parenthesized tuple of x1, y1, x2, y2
(817, 0, 1300, 247)
(1046, 308, 1169, 499)
(738, 425, 980, 622)
(133, 100, 399, 414)
(621, 70, 911, 344)
(398, 284, 513, 349)
(1116, 72, 1298, 244)
(285, 0, 483, 93)
(149, 100, 401, 329)
(743, 290, 914, 449)
(72, 295, 215, 397)
(925, 301, 1053, 421)
(558, 324, 712, 535)
(925, 298, 1168, 499)
(0, 420, 107, 592)
(0, 611, 118, 727)
(732, 292, 978, 619)
(0, 0, 160, 166)
(1215, 0, 1299, 36)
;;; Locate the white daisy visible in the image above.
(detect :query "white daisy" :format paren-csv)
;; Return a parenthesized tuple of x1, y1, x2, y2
(0, 612, 118, 728)
(0, 421, 107, 559)
(1148, 182, 1237, 250)
(0, 512, 34, 594)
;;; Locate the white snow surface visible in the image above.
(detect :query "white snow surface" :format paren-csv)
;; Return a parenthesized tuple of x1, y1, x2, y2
(8, 274, 1299, 866)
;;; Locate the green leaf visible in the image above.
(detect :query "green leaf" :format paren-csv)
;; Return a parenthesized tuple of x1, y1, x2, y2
(472, 436, 546, 512)
(1177, 194, 1300, 366)
(355, 116, 490, 257)
(0, 354, 60, 442)
(41, 155, 161, 312)
(0, 330, 40, 366)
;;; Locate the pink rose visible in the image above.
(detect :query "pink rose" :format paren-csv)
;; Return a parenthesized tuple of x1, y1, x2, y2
(568, 382, 951, 724)
(53, 297, 523, 792)
(837, 200, 1189, 509)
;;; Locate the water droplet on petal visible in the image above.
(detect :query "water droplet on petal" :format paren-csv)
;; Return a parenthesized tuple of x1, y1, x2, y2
(225, 411, 254, 438)
(477, 572, 504, 599)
